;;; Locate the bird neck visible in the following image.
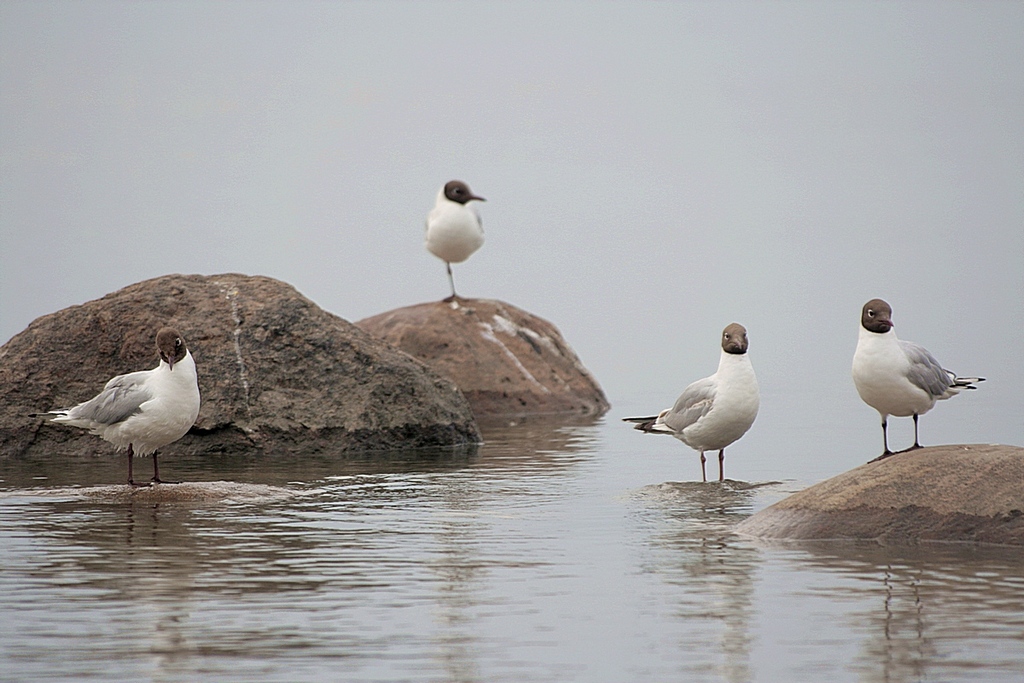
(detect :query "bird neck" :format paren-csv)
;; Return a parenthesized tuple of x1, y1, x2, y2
(160, 351, 197, 379)
(717, 349, 752, 376)
(858, 325, 897, 348)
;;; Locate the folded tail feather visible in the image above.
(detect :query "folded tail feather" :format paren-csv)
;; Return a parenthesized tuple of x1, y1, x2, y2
(946, 372, 985, 389)
(622, 410, 674, 434)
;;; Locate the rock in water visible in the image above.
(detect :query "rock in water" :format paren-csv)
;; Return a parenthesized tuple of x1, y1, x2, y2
(14, 481, 300, 504)
(357, 299, 610, 418)
(736, 444, 1024, 545)
(1, 274, 480, 457)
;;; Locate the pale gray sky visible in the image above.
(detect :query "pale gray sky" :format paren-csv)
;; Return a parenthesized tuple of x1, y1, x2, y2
(2, 1, 1022, 458)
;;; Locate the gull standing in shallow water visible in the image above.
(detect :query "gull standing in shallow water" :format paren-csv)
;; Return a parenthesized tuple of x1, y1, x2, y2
(624, 323, 760, 482)
(852, 298, 983, 460)
(425, 180, 485, 301)
(34, 327, 201, 486)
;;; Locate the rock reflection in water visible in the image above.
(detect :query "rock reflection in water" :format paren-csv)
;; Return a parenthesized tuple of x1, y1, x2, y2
(420, 415, 603, 682)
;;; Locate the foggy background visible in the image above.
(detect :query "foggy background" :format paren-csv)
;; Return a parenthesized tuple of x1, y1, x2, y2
(2, 1, 1022, 472)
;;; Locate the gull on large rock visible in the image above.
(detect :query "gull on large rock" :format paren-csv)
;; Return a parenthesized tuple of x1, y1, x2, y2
(1, 273, 480, 460)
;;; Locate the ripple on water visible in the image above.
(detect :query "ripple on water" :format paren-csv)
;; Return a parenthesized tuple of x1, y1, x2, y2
(2, 419, 1024, 682)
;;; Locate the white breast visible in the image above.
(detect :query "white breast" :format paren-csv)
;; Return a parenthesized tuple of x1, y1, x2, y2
(102, 352, 201, 455)
(426, 201, 484, 264)
(680, 353, 759, 452)
(852, 328, 935, 418)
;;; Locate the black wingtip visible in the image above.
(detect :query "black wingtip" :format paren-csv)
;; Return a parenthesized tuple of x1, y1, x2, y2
(622, 416, 660, 432)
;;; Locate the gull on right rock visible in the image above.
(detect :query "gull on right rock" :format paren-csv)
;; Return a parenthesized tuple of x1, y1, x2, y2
(852, 298, 984, 460)
(624, 323, 760, 482)
(425, 180, 485, 302)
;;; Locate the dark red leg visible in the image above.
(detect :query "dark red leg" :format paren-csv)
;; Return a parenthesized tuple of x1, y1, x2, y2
(150, 452, 180, 484)
(128, 445, 151, 487)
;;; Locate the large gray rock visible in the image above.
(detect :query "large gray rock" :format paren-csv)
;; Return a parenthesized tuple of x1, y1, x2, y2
(736, 444, 1024, 545)
(357, 298, 610, 418)
(0, 274, 480, 458)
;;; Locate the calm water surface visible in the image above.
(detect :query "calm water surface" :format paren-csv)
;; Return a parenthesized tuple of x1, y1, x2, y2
(1, 418, 1022, 682)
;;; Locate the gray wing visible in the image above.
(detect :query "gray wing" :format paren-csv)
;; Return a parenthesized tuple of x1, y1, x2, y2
(662, 377, 716, 433)
(66, 371, 153, 425)
(899, 340, 953, 399)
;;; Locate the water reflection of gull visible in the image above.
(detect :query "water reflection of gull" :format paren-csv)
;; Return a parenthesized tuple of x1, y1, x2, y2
(430, 484, 487, 683)
(632, 480, 769, 683)
(0, 496, 349, 681)
(754, 540, 1024, 682)
(634, 480, 775, 530)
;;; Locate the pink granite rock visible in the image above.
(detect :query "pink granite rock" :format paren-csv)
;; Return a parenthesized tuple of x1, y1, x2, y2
(358, 298, 610, 418)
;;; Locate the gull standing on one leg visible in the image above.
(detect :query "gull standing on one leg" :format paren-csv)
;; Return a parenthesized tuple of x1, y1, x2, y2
(624, 323, 760, 482)
(851, 298, 984, 461)
(33, 327, 202, 486)
(425, 180, 485, 301)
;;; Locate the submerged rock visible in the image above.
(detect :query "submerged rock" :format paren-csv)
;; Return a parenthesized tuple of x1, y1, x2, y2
(0, 273, 480, 458)
(357, 298, 610, 418)
(8, 481, 300, 504)
(736, 444, 1024, 545)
